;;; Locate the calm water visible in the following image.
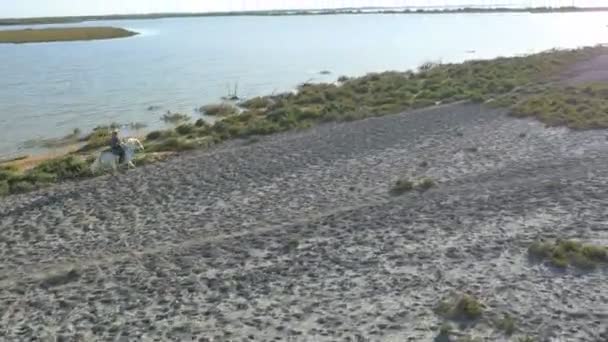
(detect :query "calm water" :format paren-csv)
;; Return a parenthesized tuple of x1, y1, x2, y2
(1, 12, 608, 158)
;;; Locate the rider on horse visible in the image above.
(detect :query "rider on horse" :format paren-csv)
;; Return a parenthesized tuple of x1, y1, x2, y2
(110, 130, 125, 164)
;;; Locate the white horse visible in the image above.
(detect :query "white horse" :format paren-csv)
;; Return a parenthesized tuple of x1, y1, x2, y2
(90, 138, 144, 173)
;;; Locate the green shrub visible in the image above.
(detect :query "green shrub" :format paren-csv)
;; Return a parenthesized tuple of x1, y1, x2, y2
(31, 156, 90, 181)
(22, 171, 57, 184)
(10, 181, 35, 194)
(295, 108, 323, 121)
(436, 294, 484, 320)
(0, 180, 9, 196)
(294, 90, 326, 105)
(242, 119, 283, 136)
(418, 61, 441, 72)
(146, 130, 164, 140)
(582, 245, 608, 261)
(390, 179, 414, 195)
(176, 123, 195, 135)
(0, 168, 18, 181)
(391, 177, 436, 195)
(78, 128, 111, 152)
(199, 103, 238, 116)
(194, 118, 209, 127)
(528, 241, 553, 259)
(211, 120, 243, 138)
(509, 85, 608, 129)
(241, 97, 272, 110)
(0, 163, 20, 171)
(234, 111, 256, 124)
(528, 239, 607, 269)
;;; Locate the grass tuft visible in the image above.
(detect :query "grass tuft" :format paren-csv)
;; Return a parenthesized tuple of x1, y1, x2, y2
(390, 177, 436, 195)
(436, 294, 484, 320)
(528, 239, 607, 269)
(390, 179, 414, 195)
(495, 313, 516, 335)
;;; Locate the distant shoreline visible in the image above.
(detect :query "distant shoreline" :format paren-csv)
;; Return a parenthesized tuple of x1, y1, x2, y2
(0, 27, 138, 44)
(1, 6, 607, 26)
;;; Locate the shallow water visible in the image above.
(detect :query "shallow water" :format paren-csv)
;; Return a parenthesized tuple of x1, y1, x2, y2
(1, 11, 608, 158)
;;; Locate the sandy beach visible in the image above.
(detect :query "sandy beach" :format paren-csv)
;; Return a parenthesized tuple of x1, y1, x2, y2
(1, 93, 607, 341)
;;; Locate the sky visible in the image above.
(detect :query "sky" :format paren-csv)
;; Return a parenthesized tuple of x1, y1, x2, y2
(0, 0, 605, 18)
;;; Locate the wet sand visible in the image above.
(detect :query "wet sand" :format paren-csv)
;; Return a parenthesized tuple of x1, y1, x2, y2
(1, 99, 607, 341)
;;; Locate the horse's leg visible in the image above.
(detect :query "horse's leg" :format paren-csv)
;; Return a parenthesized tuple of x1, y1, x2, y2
(90, 158, 98, 174)
(124, 156, 131, 170)
(125, 150, 134, 169)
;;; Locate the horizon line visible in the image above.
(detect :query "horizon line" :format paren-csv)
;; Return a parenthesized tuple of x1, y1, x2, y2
(1, 5, 607, 22)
